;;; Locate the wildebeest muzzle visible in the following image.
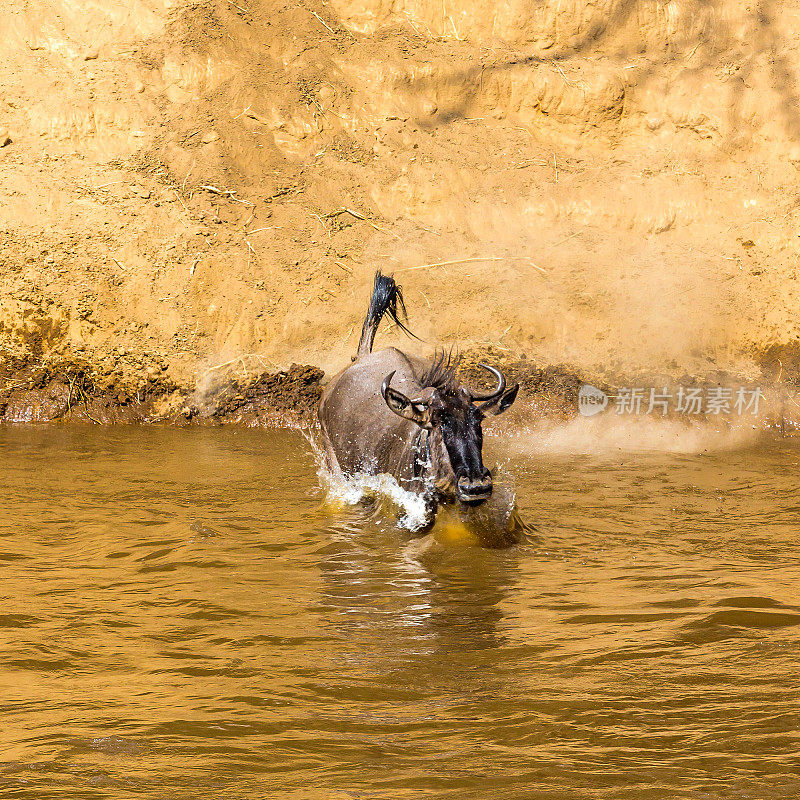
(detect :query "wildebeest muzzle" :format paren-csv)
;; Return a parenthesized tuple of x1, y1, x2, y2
(456, 469, 493, 504)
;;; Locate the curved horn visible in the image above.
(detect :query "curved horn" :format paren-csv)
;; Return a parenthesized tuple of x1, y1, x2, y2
(381, 371, 404, 404)
(467, 364, 506, 403)
(381, 371, 430, 425)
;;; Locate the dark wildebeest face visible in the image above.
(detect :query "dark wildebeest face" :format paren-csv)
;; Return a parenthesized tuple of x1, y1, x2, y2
(382, 365, 518, 505)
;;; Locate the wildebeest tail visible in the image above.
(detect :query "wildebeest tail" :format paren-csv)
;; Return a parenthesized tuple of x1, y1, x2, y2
(357, 270, 415, 357)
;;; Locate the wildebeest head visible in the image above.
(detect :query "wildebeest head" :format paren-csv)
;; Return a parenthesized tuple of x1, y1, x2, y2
(381, 360, 518, 505)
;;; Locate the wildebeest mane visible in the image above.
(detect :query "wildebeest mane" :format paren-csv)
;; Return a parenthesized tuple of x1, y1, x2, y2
(415, 349, 461, 394)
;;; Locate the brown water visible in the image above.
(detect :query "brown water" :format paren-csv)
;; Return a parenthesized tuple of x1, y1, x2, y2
(2, 425, 800, 799)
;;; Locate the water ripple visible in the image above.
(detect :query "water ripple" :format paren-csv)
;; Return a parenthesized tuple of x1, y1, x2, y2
(0, 427, 798, 799)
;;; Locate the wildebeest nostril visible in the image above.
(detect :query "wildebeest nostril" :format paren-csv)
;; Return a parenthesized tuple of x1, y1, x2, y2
(457, 474, 493, 495)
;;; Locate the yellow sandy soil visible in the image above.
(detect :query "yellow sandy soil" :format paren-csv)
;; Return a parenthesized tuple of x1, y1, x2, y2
(2, 0, 800, 394)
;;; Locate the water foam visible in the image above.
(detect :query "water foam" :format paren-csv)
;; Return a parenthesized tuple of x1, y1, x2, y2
(301, 427, 431, 530)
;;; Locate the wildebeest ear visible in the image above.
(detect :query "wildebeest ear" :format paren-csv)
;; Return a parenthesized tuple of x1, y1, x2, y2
(381, 371, 431, 427)
(484, 383, 519, 416)
(384, 390, 430, 426)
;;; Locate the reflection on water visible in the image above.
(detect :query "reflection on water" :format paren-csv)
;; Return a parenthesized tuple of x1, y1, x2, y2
(1, 425, 800, 799)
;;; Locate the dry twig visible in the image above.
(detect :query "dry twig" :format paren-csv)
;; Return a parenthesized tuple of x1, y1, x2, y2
(398, 256, 547, 274)
(323, 207, 399, 239)
(308, 9, 336, 35)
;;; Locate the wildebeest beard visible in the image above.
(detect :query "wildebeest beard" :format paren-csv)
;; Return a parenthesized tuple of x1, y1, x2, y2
(406, 366, 494, 505)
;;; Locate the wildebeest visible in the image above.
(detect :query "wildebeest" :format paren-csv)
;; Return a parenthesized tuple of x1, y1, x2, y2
(318, 271, 518, 525)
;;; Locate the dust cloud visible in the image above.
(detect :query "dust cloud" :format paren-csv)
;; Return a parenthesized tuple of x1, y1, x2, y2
(502, 414, 763, 457)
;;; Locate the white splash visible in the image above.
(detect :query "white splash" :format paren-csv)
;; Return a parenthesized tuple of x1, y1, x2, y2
(301, 426, 431, 530)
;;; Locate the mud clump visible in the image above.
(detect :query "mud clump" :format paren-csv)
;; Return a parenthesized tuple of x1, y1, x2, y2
(0, 349, 325, 427)
(178, 364, 325, 426)
(0, 349, 178, 424)
(753, 342, 800, 387)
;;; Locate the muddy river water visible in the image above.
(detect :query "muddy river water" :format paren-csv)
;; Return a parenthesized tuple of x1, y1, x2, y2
(1, 425, 800, 799)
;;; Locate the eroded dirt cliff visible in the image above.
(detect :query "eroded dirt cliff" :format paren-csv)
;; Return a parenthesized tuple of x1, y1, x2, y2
(3, 0, 800, 424)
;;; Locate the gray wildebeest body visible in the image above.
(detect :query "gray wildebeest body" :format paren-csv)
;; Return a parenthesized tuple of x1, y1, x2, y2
(318, 271, 519, 527)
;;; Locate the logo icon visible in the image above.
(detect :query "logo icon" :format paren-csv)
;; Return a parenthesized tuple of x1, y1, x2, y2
(578, 385, 608, 416)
